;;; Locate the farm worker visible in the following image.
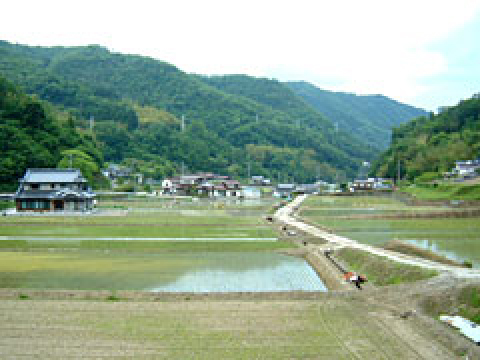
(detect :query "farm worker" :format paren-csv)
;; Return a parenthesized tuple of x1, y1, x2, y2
(343, 272, 367, 290)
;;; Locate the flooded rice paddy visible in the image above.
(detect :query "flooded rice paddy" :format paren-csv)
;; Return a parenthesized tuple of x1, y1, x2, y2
(301, 195, 480, 267)
(0, 251, 326, 292)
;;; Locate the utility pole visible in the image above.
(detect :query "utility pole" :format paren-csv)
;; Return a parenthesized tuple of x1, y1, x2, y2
(89, 115, 94, 131)
(69, 153, 73, 169)
(181, 115, 185, 132)
(247, 161, 251, 180)
(397, 158, 401, 185)
(256, 114, 259, 123)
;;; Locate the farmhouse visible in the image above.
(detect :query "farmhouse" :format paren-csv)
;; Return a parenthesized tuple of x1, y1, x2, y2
(350, 179, 374, 192)
(454, 159, 480, 176)
(14, 169, 95, 212)
(275, 184, 296, 198)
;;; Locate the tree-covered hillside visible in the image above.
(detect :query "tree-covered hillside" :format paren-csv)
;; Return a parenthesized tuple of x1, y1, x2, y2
(0, 76, 103, 191)
(0, 41, 378, 183)
(370, 94, 480, 180)
(286, 81, 427, 149)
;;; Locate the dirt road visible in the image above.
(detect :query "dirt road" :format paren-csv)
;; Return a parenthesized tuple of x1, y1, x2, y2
(275, 194, 480, 278)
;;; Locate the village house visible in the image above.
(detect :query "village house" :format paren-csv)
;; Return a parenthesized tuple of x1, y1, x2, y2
(350, 179, 374, 192)
(102, 164, 132, 180)
(250, 175, 271, 186)
(453, 159, 480, 177)
(14, 169, 95, 212)
(294, 184, 320, 195)
(198, 180, 241, 198)
(274, 184, 296, 198)
(161, 173, 235, 196)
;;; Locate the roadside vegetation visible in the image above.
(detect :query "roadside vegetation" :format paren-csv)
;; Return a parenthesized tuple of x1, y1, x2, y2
(422, 284, 480, 323)
(383, 240, 464, 267)
(335, 247, 438, 286)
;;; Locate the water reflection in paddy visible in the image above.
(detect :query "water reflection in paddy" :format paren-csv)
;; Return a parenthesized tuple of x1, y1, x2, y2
(301, 195, 480, 268)
(0, 251, 327, 292)
(151, 256, 327, 292)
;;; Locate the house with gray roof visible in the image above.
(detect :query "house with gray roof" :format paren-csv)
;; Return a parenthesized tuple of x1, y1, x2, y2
(14, 169, 95, 212)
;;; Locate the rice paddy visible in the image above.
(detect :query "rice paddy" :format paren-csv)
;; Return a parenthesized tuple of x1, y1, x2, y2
(0, 251, 325, 292)
(0, 196, 328, 292)
(300, 195, 480, 267)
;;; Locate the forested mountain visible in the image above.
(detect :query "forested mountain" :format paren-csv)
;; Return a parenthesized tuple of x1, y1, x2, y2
(0, 76, 104, 191)
(370, 94, 480, 180)
(286, 81, 427, 149)
(0, 40, 380, 183)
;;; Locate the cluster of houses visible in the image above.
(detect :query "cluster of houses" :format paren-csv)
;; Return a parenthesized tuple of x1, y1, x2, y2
(444, 159, 480, 180)
(7, 166, 403, 214)
(349, 178, 393, 192)
(161, 173, 242, 197)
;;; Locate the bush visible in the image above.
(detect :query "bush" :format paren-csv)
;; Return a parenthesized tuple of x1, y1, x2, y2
(414, 172, 441, 184)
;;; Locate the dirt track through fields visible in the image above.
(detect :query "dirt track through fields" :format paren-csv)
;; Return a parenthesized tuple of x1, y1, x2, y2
(275, 195, 480, 278)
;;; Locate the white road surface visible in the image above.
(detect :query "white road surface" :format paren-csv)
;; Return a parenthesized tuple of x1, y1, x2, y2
(274, 194, 480, 278)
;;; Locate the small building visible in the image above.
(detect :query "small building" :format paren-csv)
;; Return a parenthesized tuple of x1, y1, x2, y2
(350, 179, 374, 192)
(274, 184, 296, 198)
(251, 176, 271, 186)
(294, 184, 320, 194)
(103, 164, 132, 179)
(161, 178, 177, 194)
(454, 160, 480, 176)
(14, 169, 95, 212)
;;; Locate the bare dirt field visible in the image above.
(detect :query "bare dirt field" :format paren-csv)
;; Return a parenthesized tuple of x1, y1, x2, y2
(0, 298, 455, 359)
(1, 275, 479, 359)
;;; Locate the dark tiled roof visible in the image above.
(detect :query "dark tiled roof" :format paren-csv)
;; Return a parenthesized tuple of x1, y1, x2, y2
(15, 189, 94, 200)
(21, 169, 87, 183)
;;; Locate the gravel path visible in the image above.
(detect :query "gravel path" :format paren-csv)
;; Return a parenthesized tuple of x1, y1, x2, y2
(275, 194, 480, 278)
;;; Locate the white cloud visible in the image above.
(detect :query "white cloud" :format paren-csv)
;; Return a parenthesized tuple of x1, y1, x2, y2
(1, 0, 480, 109)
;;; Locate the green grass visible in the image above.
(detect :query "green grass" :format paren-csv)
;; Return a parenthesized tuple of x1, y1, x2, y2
(422, 285, 480, 324)
(0, 239, 293, 252)
(335, 247, 438, 286)
(0, 212, 266, 225)
(0, 223, 276, 238)
(302, 195, 407, 208)
(403, 183, 480, 200)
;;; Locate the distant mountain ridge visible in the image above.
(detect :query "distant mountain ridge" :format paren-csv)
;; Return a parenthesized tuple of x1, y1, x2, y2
(0, 40, 422, 183)
(286, 81, 427, 149)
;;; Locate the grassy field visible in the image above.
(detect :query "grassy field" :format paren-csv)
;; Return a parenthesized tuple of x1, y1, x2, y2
(422, 284, 480, 324)
(0, 223, 276, 239)
(402, 183, 480, 201)
(0, 298, 457, 359)
(335, 247, 438, 286)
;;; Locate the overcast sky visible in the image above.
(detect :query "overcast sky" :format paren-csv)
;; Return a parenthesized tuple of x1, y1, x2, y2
(2, 0, 479, 110)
